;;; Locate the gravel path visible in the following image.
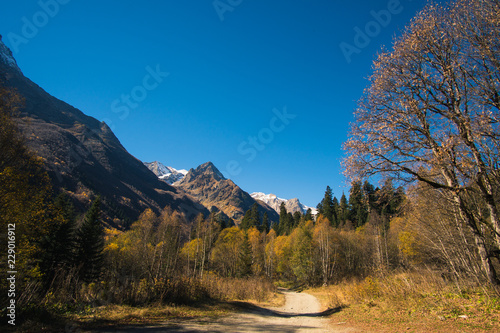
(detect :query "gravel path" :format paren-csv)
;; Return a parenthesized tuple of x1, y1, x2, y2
(92, 289, 352, 332)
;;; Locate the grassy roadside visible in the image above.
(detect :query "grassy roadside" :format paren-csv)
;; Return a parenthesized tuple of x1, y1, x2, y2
(8, 276, 282, 332)
(11, 302, 235, 333)
(307, 271, 500, 333)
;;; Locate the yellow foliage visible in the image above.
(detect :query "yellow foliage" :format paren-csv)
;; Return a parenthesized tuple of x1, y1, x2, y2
(398, 231, 418, 258)
(180, 238, 203, 259)
(247, 227, 260, 245)
(273, 235, 291, 258)
(105, 242, 120, 252)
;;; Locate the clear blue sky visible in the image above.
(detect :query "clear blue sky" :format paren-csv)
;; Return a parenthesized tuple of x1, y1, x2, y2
(1, 0, 446, 207)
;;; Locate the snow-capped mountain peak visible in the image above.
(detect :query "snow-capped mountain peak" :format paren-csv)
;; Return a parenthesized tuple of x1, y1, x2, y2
(144, 161, 187, 185)
(252, 192, 280, 202)
(251, 192, 317, 216)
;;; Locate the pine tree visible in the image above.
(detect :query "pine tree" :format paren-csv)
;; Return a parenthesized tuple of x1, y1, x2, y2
(240, 203, 261, 230)
(321, 186, 334, 224)
(375, 180, 405, 218)
(349, 181, 368, 227)
(278, 202, 291, 235)
(271, 221, 279, 234)
(339, 193, 349, 225)
(40, 193, 77, 286)
(74, 196, 104, 282)
(363, 181, 376, 213)
(332, 196, 340, 227)
(238, 234, 252, 277)
(304, 208, 313, 222)
(250, 203, 260, 228)
(293, 211, 302, 228)
(240, 209, 253, 230)
(316, 201, 323, 216)
(261, 212, 269, 233)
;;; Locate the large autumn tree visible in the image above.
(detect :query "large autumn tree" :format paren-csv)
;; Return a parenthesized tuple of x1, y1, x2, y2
(343, 0, 500, 284)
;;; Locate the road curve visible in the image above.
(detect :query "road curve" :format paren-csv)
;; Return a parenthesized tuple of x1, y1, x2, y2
(92, 289, 346, 332)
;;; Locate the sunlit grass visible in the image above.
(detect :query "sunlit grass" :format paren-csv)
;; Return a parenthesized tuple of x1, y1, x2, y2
(307, 270, 500, 332)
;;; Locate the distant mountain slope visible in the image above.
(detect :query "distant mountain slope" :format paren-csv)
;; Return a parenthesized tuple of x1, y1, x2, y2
(177, 162, 279, 224)
(0, 35, 208, 226)
(251, 192, 318, 216)
(144, 161, 188, 185)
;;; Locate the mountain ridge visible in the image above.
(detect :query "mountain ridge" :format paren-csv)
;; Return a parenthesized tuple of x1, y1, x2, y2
(0, 35, 209, 226)
(176, 162, 280, 224)
(146, 160, 317, 220)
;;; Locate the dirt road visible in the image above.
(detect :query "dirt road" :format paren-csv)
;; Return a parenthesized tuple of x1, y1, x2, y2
(93, 289, 349, 332)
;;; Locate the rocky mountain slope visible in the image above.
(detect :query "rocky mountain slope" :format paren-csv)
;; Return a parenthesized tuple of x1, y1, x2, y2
(176, 162, 279, 223)
(0, 35, 208, 226)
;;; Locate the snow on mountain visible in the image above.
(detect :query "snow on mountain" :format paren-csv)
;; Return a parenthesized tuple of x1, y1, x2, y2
(144, 161, 188, 185)
(251, 192, 317, 216)
(144, 161, 317, 217)
(0, 35, 20, 71)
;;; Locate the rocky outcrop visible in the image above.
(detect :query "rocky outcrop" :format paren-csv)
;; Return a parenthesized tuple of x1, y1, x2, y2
(177, 162, 279, 224)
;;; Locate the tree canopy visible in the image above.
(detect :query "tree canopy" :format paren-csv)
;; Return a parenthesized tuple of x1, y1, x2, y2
(343, 0, 500, 284)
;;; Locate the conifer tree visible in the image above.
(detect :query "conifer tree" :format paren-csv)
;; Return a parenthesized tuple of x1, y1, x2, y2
(376, 180, 405, 218)
(293, 211, 302, 228)
(261, 212, 269, 233)
(316, 201, 323, 216)
(238, 234, 252, 277)
(339, 193, 349, 225)
(304, 208, 313, 222)
(240, 203, 261, 230)
(74, 196, 104, 282)
(287, 212, 294, 232)
(278, 202, 291, 235)
(349, 181, 368, 227)
(40, 193, 77, 286)
(332, 196, 340, 227)
(321, 186, 335, 225)
(271, 221, 279, 234)
(363, 181, 377, 213)
(240, 209, 253, 230)
(250, 203, 260, 228)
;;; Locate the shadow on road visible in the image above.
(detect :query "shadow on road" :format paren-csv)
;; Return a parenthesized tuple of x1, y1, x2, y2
(89, 303, 345, 332)
(91, 323, 324, 333)
(87, 292, 345, 332)
(229, 301, 345, 318)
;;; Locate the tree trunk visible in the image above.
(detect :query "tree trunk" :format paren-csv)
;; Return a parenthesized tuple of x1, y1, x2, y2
(454, 193, 499, 285)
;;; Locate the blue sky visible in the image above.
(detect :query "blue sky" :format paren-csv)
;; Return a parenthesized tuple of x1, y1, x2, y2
(1, 0, 444, 207)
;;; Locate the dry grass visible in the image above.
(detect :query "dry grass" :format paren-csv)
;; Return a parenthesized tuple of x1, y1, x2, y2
(200, 274, 277, 304)
(68, 302, 235, 330)
(308, 270, 500, 332)
(10, 276, 279, 332)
